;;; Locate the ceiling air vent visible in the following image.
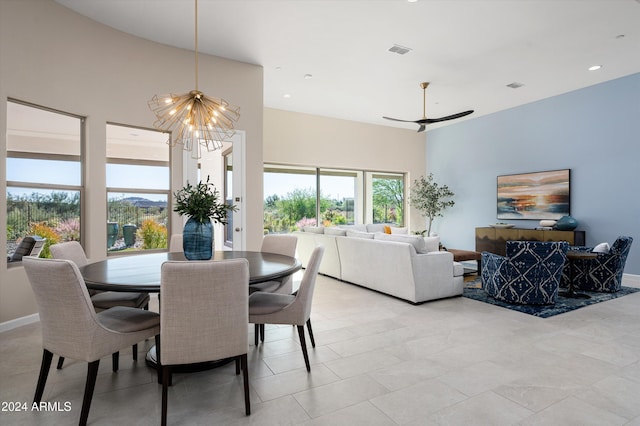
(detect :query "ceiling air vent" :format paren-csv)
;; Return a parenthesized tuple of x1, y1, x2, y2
(388, 44, 412, 55)
(506, 82, 524, 89)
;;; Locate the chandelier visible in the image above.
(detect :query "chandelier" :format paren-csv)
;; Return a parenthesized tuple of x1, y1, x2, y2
(148, 0, 240, 158)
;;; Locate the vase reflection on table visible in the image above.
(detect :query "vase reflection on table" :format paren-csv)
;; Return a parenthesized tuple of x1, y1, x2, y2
(182, 217, 213, 260)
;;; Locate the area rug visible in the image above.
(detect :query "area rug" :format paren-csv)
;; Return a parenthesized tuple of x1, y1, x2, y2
(463, 277, 640, 318)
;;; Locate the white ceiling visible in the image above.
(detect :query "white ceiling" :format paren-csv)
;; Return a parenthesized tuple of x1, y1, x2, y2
(54, 0, 640, 131)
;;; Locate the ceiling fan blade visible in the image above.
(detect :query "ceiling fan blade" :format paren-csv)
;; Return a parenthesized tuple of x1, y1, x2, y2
(423, 110, 474, 124)
(382, 116, 420, 123)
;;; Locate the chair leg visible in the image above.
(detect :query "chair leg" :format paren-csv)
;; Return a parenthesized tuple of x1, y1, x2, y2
(306, 319, 316, 348)
(79, 360, 100, 426)
(260, 324, 265, 343)
(112, 352, 119, 372)
(235, 358, 241, 375)
(254, 324, 259, 346)
(241, 354, 250, 415)
(34, 349, 53, 403)
(132, 344, 138, 361)
(56, 356, 64, 370)
(155, 335, 162, 384)
(296, 325, 311, 372)
(161, 365, 171, 426)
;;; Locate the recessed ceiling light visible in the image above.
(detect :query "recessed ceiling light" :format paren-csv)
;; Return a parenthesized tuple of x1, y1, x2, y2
(408, 0, 418, 3)
(283, 94, 291, 99)
(506, 82, 524, 89)
(275, 66, 282, 71)
(588, 65, 602, 71)
(304, 74, 313, 79)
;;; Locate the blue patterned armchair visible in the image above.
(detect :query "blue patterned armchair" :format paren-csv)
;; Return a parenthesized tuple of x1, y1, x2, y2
(482, 241, 569, 305)
(562, 236, 633, 293)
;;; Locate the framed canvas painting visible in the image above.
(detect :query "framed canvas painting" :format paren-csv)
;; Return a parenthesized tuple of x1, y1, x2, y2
(497, 169, 570, 220)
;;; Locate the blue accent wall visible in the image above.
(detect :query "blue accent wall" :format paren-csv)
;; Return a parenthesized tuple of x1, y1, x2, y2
(426, 73, 640, 275)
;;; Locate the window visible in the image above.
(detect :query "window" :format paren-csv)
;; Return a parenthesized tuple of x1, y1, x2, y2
(106, 124, 170, 253)
(369, 172, 404, 225)
(263, 165, 404, 233)
(319, 169, 360, 226)
(264, 166, 317, 233)
(6, 100, 83, 261)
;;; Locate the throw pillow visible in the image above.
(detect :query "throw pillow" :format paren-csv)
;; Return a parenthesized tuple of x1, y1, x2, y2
(324, 227, 347, 236)
(592, 242, 610, 253)
(423, 236, 440, 253)
(384, 225, 392, 234)
(346, 230, 375, 239)
(366, 224, 386, 233)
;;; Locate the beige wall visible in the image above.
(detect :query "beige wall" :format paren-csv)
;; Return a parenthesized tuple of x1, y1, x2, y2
(0, 0, 263, 323)
(263, 108, 426, 229)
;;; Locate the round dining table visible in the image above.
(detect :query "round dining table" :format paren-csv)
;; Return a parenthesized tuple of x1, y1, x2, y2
(78, 250, 302, 371)
(80, 250, 302, 292)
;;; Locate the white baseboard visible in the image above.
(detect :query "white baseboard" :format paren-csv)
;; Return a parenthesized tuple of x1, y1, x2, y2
(623, 273, 640, 288)
(0, 313, 40, 333)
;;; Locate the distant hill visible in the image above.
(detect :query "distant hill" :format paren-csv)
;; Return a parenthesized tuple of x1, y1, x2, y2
(122, 197, 167, 209)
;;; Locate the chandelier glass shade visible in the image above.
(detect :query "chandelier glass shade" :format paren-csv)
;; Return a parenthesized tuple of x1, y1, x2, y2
(147, 0, 240, 158)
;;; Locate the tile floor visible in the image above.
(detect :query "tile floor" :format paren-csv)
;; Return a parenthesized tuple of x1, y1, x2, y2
(2, 273, 640, 425)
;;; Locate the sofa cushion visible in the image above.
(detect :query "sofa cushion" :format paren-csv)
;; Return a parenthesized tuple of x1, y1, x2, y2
(303, 226, 324, 234)
(324, 227, 347, 236)
(338, 224, 367, 232)
(346, 230, 375, 239)
(383, 225, 392, 234)
(390, 226, 408, 234)
(374, 233, 428, 253)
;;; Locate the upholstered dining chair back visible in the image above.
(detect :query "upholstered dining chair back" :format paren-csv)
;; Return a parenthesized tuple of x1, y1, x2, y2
(160, 258, 249, 365)
(250, 234, 298, 295)
(50, 241, 89, 267)
(290, 245, 324, 324)
(261, 234, 298, 257)
(23, 257, 97, 360)
(168, 234, 183, 252)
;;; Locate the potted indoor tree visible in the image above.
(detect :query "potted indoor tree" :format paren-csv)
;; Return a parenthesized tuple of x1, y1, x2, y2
(409, 173, 455, 237)
(173, 176, 236, 260)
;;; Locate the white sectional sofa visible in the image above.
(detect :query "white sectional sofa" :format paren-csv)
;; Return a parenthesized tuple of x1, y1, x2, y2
(292, 224, 464, 304)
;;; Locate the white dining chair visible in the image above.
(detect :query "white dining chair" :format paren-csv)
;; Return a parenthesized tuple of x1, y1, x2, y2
(158, 258, 251, 424)
(249, 245, 324, 371)
(23, 257, 160, 426)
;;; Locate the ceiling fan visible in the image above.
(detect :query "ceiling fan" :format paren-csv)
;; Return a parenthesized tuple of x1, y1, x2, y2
(383, 82, 474, 133)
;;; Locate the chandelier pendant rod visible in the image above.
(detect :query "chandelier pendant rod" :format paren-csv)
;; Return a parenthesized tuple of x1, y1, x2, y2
(194, 0, 199, 92)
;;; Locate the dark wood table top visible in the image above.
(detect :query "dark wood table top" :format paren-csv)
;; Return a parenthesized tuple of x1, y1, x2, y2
(567, 251, 598, 261)
(79, 251, 302, 292)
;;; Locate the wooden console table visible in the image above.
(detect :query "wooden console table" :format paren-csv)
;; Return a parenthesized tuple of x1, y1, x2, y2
(476, 227, 585, 256)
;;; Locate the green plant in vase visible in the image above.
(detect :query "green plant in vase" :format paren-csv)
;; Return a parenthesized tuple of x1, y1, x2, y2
(409, 173, 455, 237)
(173, 176, 236, 260)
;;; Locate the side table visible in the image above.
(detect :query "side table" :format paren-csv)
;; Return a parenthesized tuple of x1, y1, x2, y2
(446, 249, 481, 275)
(560, 251, 597, 299)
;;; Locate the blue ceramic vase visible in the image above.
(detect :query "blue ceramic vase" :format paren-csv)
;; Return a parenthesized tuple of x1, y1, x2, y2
(554, 215, 578, 231)
(182, 217, 213, 260)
